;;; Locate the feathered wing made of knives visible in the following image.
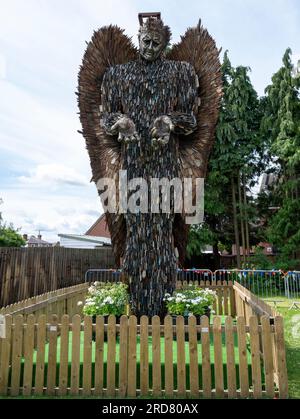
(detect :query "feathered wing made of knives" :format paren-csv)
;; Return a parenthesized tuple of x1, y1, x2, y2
(78, 15, 222, 316)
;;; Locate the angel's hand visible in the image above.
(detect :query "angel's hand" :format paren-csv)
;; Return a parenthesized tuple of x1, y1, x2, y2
(111, 116, 140, 144)
(151, 116, 175, 148)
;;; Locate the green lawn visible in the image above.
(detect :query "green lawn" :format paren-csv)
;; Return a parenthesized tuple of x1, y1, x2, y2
(263, 296, 300, 309)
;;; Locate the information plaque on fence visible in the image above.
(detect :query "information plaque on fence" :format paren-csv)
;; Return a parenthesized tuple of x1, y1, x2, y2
(0, 315, 5, 339)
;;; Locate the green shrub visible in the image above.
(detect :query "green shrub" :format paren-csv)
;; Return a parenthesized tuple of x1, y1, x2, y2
(164, 286, 216, 316)
(81, 282, 128, 316)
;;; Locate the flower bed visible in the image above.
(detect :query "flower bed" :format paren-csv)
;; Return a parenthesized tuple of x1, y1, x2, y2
(80, 282, 129, 317)
(164, 286, 216, 317)
(164, 286, 216, 340)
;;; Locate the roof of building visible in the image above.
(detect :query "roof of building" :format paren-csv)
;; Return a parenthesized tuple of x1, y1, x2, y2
(27, 236, 52, 245)
(58, 234, 111, 246)
(85, 214, 111, 239)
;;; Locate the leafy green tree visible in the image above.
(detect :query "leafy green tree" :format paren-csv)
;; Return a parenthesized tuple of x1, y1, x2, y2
(188, 52, 264, 268)
(261, 48, 300, 262)
(0, 199, 26, 248)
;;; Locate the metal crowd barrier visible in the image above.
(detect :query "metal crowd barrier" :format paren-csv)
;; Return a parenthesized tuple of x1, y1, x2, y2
(84, 268, 300, 300)
(284, 271, 300, 300)
(215, 269, 285, 298)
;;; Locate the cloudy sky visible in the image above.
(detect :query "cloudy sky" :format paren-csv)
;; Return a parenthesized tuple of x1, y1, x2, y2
(0, 0, 299, 242)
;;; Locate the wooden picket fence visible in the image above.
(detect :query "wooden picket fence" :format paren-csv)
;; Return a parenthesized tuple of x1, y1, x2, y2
(0, 283, 89, 321)
(0, 281, 289, 398)
(0, 313, 288, 399)
(0, 281, 235, 320)
(234, 281, 279, 324)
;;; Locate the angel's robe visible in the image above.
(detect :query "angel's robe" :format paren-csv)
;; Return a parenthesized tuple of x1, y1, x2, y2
(101, 57, 198, 316)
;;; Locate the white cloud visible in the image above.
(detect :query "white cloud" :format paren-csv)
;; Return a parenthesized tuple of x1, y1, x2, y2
(0, 78, 92, 184)
(19, 164, 89, 187)
(1, 185, 103, 243)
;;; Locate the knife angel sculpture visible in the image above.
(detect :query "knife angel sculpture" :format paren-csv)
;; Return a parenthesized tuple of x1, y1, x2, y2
(78, 13, 222, 316)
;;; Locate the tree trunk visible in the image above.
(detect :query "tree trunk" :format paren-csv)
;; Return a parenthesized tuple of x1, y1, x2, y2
(231, 176, 241, 268)
(243, 176, 250, 258)
(213, 241, 220, 270)
(238, 171, 246, 265)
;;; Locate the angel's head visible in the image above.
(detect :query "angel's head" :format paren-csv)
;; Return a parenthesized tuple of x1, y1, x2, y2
(138, 17, 171, 62)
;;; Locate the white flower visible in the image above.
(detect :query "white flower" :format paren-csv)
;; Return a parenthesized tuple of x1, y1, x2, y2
(103, 297, 114, 305)
(88, 287, 97, 295)
(77, 301, 83, 307)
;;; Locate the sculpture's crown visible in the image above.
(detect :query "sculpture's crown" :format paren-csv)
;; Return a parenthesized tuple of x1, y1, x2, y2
(138, 12, 171, 44)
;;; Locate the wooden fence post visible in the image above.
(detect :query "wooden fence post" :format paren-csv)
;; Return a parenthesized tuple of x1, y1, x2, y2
(23, 314, 35, 396)
(274, 317, 288, 399)
(94, 316, 104, 396)
(127, 316, 137, 398)
(152, 316, 161, 397)
(249, 316, 262, 399)
(176, 316, 186, 397)
(119, 316, 129, 398)
(236, 317, 249, 399)
(188, 315, 199, 398)
(47, 315, 58, 396)
(201, 315, 211, 399)
(213, 316, 224, 398)
(164, 315, 173, 398)
(0, 315, 12, 396)
(70, 315, 81, 396)
(11, 315, 23, 397)
(140, 316, 149, 397)
(225, 316, 237, 398)
(58, 315, 70, 396)
(35, 315, 47, 396)
(107, 315, 116, 397)
(83, 316, 93, 396)
(261, 316, 275, 399)
(229, 281, 236, 317)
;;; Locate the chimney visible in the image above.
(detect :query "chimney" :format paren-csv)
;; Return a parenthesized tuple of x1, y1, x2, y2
(23, 234, 28, 241)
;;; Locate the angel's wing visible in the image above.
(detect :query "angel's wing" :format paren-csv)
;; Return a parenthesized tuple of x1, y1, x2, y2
(168, 21, 222, 265)
(168, 20, 222, 178)
(78, 26, 138, 266)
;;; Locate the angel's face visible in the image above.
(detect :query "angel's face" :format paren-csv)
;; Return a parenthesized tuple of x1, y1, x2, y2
(139, 31, 165, 62)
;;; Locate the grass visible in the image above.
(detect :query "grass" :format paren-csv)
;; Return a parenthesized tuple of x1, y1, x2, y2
(262, 298, 300, 399)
